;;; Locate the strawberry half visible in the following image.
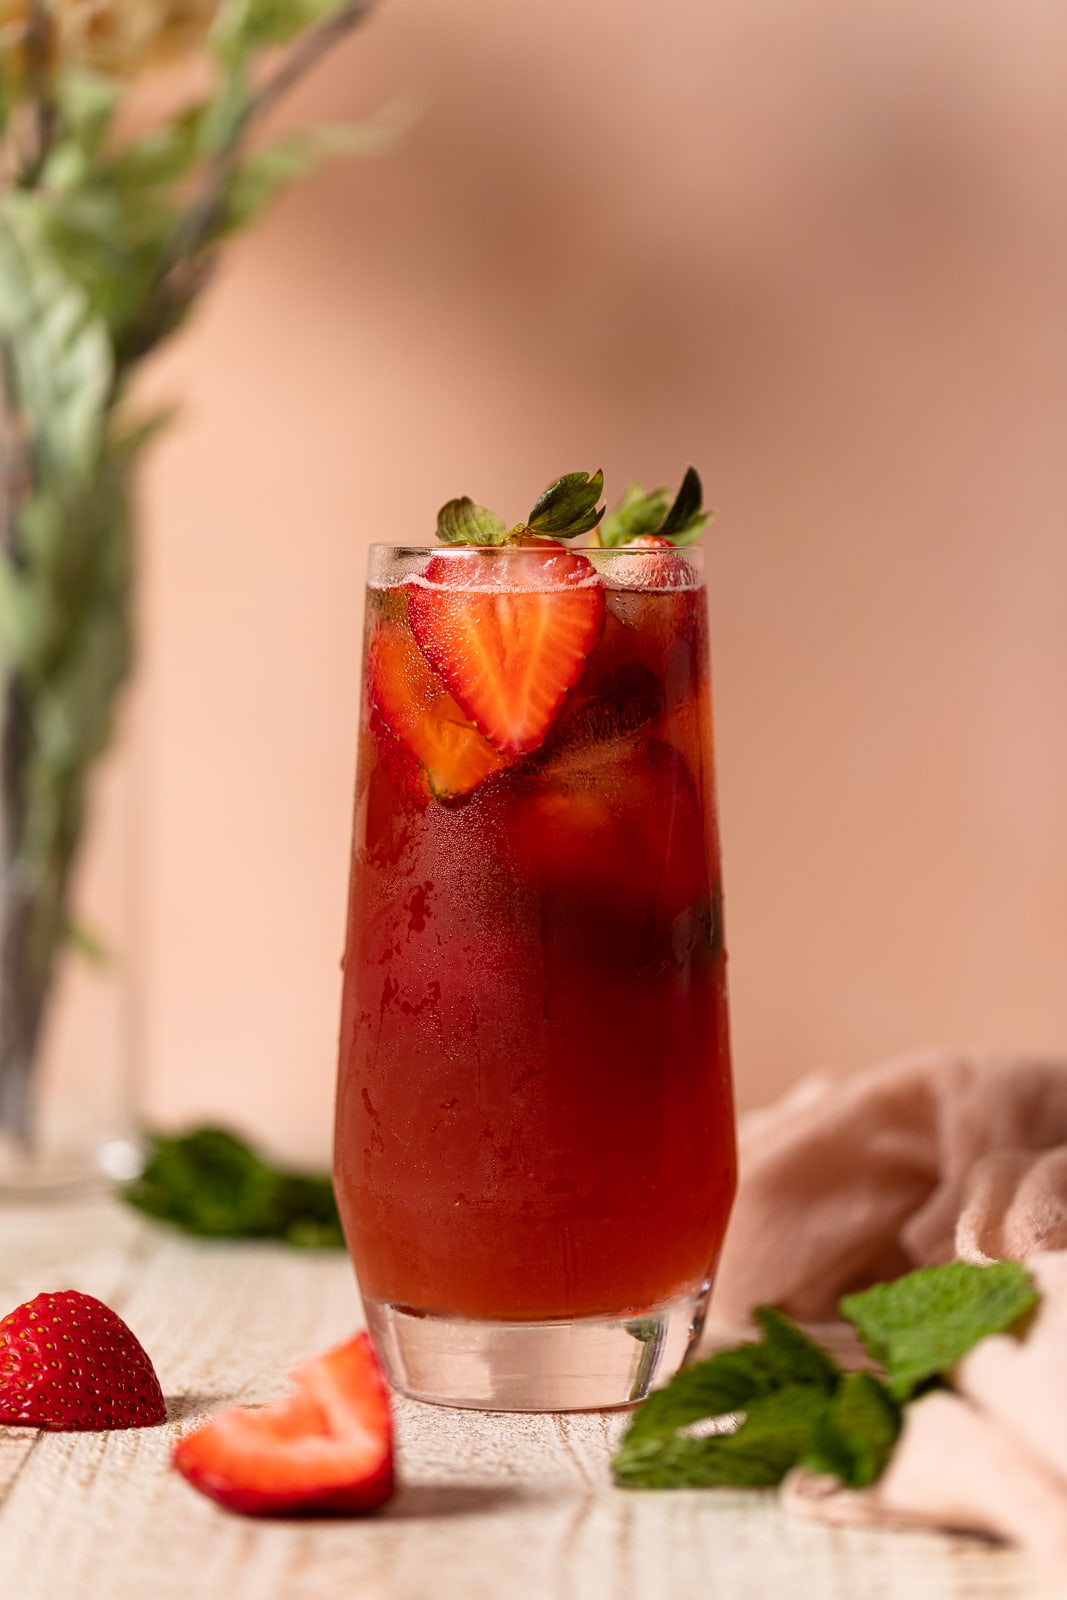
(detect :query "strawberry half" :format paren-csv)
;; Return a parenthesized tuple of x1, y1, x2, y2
(0, 1290, 166, 1430)
(408, 547, 606, 756)
(369, 613, 511, 800)
(172, 1332, 394, 1518)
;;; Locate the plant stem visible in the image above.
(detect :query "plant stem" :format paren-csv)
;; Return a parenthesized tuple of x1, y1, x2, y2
(20, 0, 57, 187)
(247, 0, 380, 132)
(120, 0, 379, 370)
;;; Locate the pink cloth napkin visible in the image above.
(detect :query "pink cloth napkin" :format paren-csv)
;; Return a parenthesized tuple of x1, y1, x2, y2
(708, 1047, 1067, 1556)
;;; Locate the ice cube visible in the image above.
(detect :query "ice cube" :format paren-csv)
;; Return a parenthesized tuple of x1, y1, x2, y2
(537, 663, 664, 772)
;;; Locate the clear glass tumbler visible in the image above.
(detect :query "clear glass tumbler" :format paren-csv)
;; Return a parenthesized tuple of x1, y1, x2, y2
(334, 543, 736, 1409)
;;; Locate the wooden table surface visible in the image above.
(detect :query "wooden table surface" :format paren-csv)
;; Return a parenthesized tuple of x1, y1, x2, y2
(0, 1197, 1049, 1599)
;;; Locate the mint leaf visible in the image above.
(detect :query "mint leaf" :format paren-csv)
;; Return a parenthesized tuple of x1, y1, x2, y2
(613, 1433, 788, 1489)
(615, 1386, 831, 1490)
(526, 469, 605, 537)
(123, 1127, 345, 1249)
(435, 497, 508, 546)
(623, 1306, 839, 1447)
(807, 1371, 901, 1488)
(752, 1306, 844, 1391)
(599, 483, 671, 548)
(841, 1261, 1038, 1399)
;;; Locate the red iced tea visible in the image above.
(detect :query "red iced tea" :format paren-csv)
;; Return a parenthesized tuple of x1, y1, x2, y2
(335, 545, 735, 1323)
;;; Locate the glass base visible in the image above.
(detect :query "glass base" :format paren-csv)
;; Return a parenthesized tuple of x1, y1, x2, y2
(0, 1131, 143, 1200)
(363, 1282, 712, 1411)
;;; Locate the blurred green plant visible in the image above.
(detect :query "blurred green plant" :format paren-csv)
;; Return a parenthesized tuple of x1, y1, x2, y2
(124, 1125, 345, 1247)
(0, 1, 380, 1149)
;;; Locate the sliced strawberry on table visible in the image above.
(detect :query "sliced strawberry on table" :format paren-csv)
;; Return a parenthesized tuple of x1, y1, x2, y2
(0, 1289, 166, 1430)
(368, 613, 511, 800)
(173, 1331, 394, 1518)
(408, 546, 606, 755)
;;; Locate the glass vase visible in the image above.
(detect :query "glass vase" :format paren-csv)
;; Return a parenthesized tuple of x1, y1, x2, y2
(0, 717, 142, 1198)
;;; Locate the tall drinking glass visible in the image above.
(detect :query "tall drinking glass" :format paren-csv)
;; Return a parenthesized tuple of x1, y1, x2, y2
(334, 543, 736, 1409)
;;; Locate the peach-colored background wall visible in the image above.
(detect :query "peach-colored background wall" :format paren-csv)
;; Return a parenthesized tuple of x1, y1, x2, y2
(91, 0, 1067, 1161)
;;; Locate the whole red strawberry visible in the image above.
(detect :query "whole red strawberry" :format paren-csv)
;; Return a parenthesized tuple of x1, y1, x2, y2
(0, 1290, 166, 1430)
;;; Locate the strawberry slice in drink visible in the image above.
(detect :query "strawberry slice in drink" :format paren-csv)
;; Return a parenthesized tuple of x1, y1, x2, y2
(608, 538, 698, 592)
(408, 546, 606, 756)
(369, 613, 511, 801)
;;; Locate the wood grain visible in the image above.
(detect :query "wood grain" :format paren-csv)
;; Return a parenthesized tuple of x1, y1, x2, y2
(0, 1199, 1047, 1599)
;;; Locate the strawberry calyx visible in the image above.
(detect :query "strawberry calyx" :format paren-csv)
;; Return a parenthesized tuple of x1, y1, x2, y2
(435, 469, 605, 548)
(597, 466, 712, 548)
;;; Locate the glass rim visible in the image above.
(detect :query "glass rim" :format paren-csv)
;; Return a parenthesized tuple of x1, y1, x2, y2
(368, 543, 703, 560)
(365, 542, 705, 593)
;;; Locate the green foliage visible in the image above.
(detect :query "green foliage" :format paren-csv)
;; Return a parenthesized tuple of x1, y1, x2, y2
(124, 1126, 346, 1248)
(0, 196, 112, 489)
(613, 1261, 1038, 1494)
(0, 1, 378, 1140)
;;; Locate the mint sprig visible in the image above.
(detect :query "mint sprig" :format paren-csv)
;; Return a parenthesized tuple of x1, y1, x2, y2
(613, 1261, 1037, 1493)
(599, 466, 712, 548)
(434, 470, 605, 546)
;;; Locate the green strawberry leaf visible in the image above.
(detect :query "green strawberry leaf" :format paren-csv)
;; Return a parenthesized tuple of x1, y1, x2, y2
(598, 483, 671, 548)
(661, 465, 705, 536)
(526, 469, 605, 536)
(599, 467, 712, 547)
(841, 1260, 1039, 1399)
(435, 497, 508, 546)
